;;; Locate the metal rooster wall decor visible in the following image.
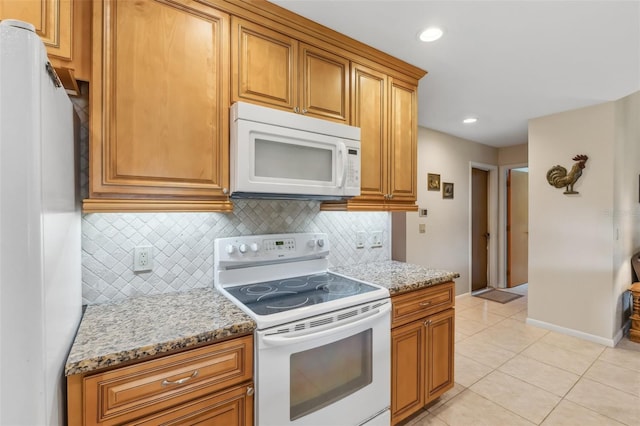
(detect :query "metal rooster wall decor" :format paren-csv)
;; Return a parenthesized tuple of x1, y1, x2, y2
(546, 154, 589, 194)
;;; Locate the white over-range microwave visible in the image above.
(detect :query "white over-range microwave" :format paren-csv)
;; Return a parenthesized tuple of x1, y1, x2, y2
(230, 102, 361, 200)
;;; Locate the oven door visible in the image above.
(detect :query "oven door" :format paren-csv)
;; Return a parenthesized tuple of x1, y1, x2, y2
(255, 300, 391, 426)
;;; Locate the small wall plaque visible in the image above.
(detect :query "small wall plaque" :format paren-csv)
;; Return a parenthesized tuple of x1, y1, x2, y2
(443, 182, 454, 199)
(428, 173, 440, 191)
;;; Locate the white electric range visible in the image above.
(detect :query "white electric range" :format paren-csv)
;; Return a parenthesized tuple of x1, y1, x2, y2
(214, 233, 391, 426)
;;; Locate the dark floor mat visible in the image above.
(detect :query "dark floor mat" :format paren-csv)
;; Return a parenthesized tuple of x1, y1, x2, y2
(473, 289, 523, 304)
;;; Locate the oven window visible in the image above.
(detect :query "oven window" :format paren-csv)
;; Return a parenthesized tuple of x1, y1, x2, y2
(255, 138, 333, 182)
(290, 329, 372, 420)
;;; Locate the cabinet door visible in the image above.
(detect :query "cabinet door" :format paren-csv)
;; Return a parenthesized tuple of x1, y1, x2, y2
(300, 43, 349, 123)
(351, 63, 387, 202)
(89, 0, 231, 208)
(425, 308, 455, 402)
(0, 0, 71, 60)
(131, 383, 254, 426)
(231, 17, 297, 112)
(388, 78, 417, 205)
(391, 320, 426, 425)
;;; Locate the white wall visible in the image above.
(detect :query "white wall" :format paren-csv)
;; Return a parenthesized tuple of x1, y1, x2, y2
(528, 94, 640, 344)
(498, 143, 528, 166)
(405, 127, 498, 295)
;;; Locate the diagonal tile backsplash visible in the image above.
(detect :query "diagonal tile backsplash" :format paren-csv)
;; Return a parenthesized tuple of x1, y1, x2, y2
(81, 205, 391, 305)
(73, 83, 391, 305)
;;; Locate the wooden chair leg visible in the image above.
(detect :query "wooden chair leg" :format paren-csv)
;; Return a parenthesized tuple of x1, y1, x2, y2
(629, 283, 640, 343)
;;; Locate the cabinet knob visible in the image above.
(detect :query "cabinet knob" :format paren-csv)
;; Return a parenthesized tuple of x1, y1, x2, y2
(302, 109, 308, 114)
(423, 319, 432, 327)
(293, 107, 300, 113)
(247, 386, 254, 396)
(222, 188, 229, 195)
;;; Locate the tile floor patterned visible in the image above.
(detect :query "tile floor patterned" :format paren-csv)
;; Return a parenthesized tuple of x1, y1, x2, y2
(402, 285, 640, 426)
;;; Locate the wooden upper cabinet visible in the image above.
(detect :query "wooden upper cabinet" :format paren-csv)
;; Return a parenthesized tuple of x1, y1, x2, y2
(0, 0, 71, 58)
(232, 17, 297, 111)
(388, 78, 418, 205)
(322, 65, 418, 211)
(299, 42, 350, 122)
(0, 0, 91, 92)
(84, 0, 232, 212)
(352, 63, 387, 201)
(232, 17, 349, 123)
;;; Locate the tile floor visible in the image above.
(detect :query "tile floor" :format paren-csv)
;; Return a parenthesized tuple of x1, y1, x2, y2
(402, 285, 640, 426)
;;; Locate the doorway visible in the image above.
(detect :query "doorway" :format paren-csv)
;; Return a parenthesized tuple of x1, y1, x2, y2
(507, 168, 528, 287)
(471, 168, 489, 292)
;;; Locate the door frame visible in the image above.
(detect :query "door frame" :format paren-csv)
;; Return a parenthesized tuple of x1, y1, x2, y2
(498, 162, 528, 288)
(468, 162, 498, 294)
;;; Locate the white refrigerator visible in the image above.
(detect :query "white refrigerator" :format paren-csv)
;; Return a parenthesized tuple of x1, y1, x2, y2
(0, 20, 81, 425)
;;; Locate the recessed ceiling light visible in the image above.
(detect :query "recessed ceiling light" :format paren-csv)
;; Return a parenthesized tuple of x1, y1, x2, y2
(463, 117, 478, 124)
(419, 27, 443, 42)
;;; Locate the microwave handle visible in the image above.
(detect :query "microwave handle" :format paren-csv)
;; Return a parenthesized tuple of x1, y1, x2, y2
(337, 142, 347, 188)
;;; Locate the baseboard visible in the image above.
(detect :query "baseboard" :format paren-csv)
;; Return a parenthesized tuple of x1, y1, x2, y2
(615, 319, 631, 346)
(526, 317, 619, 347)
(456, 293, 472, 300)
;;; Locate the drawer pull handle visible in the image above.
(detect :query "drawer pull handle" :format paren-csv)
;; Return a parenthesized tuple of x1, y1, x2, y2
(161, 370, 199, 387)
(419, 301, 432, 307)
(247, 386, 254, 396)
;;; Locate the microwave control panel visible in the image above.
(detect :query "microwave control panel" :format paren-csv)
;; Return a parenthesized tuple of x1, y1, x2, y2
(346, 148, 360, 188)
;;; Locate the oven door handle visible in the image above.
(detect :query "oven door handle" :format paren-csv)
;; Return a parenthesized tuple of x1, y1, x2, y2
(261, 303, 390, 346)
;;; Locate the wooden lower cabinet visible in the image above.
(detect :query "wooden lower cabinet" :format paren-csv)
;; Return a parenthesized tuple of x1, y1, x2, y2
(391, 283, 455, 425)
(391, 319, 426, 421)
(130, 383, 253, 425)
(67, 335, 253, 426)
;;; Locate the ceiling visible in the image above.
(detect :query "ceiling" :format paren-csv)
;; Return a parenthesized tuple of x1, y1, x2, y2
(271, 0, 640, 147)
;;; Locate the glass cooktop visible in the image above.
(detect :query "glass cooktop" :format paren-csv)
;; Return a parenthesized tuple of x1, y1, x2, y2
(224, 272, 380, 316)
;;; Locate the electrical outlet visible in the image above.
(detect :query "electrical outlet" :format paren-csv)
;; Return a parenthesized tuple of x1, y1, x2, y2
(419, 223, 426, 233)
(356, 231, 366, 249)
(371, 231, 383, 248)
(134, 246, 153, 272)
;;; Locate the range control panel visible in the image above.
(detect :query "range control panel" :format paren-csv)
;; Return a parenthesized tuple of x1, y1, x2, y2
(214, 232, 329, 267)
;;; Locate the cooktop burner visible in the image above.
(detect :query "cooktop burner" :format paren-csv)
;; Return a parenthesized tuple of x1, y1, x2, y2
(225, 272, 379, 316)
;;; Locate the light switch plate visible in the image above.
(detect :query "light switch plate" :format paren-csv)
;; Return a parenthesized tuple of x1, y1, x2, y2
(371, 231, 383, 248)
(356, 231, 366, 248)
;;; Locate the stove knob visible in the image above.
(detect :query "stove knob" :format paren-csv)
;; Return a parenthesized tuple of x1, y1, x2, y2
(307, 239, 316, 248)
(250, 242, 259, 252)
(239, 243, 248, 254)
(225, 244, 235, 255)
(317, 239, 325, 248)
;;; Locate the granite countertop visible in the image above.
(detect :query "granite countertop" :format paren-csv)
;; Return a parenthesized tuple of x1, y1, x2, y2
(331, 260, 460, 295)
(66, 261, 456, 376)
(65, 288, 255, 376)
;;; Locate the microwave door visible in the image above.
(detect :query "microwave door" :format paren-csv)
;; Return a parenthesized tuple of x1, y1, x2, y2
(234, 120, 345, 197)
(253, 137, 334, 186)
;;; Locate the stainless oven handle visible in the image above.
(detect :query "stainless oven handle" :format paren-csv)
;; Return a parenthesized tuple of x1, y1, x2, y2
(261, 303, 390, 346)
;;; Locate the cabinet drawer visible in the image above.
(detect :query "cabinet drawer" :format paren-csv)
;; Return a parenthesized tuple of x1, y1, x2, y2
(130, 382, 254, 426)
(84, 336, 252, 425)
(391, 282, 454, 327)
